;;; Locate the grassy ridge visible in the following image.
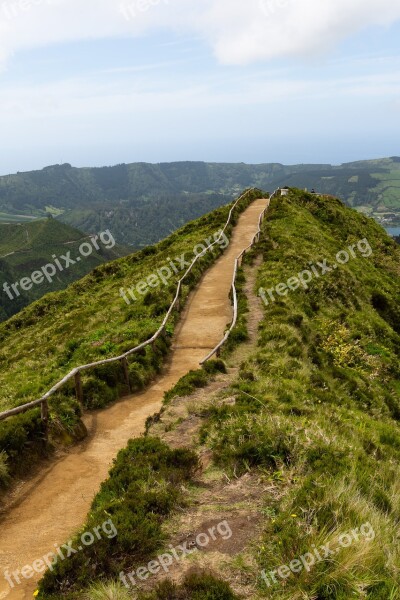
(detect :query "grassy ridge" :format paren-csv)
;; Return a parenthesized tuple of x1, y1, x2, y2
(0, 189, 261, 487)
(34, 190, 400, 599)
(201, 190, 400, 598)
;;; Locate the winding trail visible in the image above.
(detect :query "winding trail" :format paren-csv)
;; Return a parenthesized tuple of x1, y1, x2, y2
(0, 198, 268, 600)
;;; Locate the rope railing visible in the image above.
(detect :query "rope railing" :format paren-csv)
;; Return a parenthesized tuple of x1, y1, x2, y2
(0, 189, 261, 426)
(200, 189, 280, 365)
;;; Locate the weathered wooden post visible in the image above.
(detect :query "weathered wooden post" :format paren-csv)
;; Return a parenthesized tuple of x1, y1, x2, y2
(75, 371, 84, 409)
(121, 357, 131, 393)
(41, 400, 49, 440)
(175, 285, 181, 311)
(156, 328, 166, 349)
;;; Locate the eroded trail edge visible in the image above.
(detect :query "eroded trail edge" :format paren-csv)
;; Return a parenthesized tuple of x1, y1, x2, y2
(0, 198, 268, 600)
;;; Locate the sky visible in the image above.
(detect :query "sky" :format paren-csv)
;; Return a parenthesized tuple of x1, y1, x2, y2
(0, 0, 400, 175)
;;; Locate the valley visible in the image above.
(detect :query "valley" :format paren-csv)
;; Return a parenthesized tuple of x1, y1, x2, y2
(1, 159, 399, 249)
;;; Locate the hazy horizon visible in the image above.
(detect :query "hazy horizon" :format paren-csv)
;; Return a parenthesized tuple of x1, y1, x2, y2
(0, 153, 398, 179)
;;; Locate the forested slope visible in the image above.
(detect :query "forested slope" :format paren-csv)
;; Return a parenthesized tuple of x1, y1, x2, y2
(0, 218, 128, 321)
(1, 158, 399, 247)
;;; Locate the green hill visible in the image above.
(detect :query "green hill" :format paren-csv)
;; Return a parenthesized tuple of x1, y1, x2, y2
(32, 189, 400, 600)
(0, 190, 259, 486)
(0, 159, 399, 248)
(0, 218, 129, 322)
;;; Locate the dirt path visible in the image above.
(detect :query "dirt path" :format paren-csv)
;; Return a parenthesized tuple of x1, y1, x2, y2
(0, 199, 268, 600)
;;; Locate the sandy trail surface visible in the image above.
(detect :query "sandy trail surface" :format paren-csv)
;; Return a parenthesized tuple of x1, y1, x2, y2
(0, 198, 268, 600)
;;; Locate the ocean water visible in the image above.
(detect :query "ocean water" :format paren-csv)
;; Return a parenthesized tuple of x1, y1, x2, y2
(386, 227, 400, 237)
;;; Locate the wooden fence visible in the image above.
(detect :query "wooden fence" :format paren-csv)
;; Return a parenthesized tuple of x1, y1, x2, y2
(0, 189, 262, 427)
(200, 189, 279, 364)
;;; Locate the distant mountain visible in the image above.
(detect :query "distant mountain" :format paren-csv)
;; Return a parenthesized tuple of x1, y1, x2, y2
(0, 158, 399, 246)
(0, 218, 129, 321)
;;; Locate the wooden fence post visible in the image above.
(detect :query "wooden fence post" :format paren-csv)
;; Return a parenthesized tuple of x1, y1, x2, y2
(75, 371, 84, 409)
(41, 400, 49, 440)
(121, 357, 131, 393)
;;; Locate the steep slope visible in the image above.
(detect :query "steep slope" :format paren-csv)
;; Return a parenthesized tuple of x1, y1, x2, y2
(0, 159, 399, 247)
(34, 190, 400, 600)
(0, 190, 261, 488)
(0, 218, 129, 322)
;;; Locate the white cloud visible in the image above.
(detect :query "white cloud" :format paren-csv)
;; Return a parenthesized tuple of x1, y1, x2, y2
(0, 0, 399, 67)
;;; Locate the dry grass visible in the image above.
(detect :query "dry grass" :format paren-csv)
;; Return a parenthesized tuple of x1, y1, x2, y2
(81, 580, 132, 600)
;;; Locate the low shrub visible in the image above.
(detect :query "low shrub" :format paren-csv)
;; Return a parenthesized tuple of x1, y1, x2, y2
(203, 359, 227, 374)
(0, 410, 46, 479)
(139, 571, 239, 600)
(82, 580, 131, 600)
(164, 369, 209, 402)
(82, 377, 118, 409)
(92, 362, 125, 389)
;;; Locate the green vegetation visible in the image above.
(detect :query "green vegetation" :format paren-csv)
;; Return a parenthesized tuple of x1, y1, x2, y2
(38, 437, 199, 598)
(163, 360, 226, 403)
(81, 572, 238, 600)
(11, 188, 400, 598)
(0, 190, 260, 488)
(279, 157, 400, 224)
(200, 189, 400, 598)
(82, 580, 131, 600)
(0, 218, 129, 321)
(1, 159, 399, 248)
(0, 162, 246, 248)
(137, 572, 239, 600)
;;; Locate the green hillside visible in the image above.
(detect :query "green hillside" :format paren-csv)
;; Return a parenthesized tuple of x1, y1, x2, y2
(34, 190, 400, 600)
(0, 218, 129, 322)
(1, 158, 399, 248)
(0, 190, 259, 485)
(278, 157, 400, 226)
